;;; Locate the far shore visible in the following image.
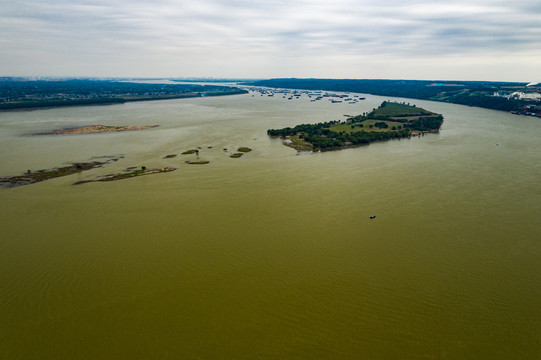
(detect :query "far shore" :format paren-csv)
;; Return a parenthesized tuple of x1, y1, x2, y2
(0, 89, 248, 111)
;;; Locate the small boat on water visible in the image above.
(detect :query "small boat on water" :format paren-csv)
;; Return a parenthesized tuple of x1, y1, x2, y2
(370, 215, 376, 219)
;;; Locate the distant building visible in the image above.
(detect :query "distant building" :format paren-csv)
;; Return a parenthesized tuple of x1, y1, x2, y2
(510, 92, 541, 101)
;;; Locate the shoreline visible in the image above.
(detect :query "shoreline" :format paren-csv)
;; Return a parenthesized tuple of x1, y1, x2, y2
(280, 132, 431, 153)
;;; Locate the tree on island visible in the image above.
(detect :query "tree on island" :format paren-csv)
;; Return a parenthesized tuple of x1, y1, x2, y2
(267, 101, 443, 151)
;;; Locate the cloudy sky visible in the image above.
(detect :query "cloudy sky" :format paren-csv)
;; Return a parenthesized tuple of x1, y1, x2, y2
(1, 0, 540, 81)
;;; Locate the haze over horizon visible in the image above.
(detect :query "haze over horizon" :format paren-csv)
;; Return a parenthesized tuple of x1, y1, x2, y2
(1, 0, 540, 82)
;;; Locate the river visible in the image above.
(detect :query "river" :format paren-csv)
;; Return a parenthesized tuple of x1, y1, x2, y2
(1, 89, 540, 359)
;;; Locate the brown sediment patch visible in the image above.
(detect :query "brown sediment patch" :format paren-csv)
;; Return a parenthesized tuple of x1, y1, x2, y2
(37, 125, 158, 135)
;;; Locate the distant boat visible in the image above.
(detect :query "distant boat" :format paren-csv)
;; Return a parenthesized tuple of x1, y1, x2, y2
(370, 215, 376, 219)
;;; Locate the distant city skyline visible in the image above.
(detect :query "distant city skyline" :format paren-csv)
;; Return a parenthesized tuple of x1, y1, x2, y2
(1, 0, 540, 82)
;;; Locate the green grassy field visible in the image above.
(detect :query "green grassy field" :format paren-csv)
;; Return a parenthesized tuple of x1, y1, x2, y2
(331, 120, 405, 133)
(370, 102, 435, 117)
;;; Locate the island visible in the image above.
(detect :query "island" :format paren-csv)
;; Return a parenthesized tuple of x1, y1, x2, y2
(0, 155, 123, 188)
(267, 101, 443, 151)
(180, 149, 208, 163)
(178, 146, 253, 160)
(181, 149, 199, 155)
(38, 125, 158, 135)
(185, 161, 210, 165)
(230, 147, 252, 158)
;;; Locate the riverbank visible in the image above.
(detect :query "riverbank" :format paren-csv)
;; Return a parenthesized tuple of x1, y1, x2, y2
(0, 79, 248, 111)
(0, 90, 247, 110)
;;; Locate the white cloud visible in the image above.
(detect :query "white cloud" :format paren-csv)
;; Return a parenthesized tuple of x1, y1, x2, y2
(1, 0, 540, 80)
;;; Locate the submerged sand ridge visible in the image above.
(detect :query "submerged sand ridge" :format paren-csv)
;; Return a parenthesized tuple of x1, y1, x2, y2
(38, 125, 158, 135)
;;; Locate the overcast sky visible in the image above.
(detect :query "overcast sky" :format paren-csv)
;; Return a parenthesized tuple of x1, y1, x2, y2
(1, 0, 540, 81)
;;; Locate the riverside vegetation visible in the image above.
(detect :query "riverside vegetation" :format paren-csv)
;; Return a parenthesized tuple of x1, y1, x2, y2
(267, 101, 443, 151)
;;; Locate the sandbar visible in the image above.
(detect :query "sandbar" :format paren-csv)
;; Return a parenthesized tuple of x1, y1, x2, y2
(39, 125, 158, 135)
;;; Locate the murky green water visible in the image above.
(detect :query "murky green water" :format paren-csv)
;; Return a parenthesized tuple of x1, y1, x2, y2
(1, 91, 540, 359)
